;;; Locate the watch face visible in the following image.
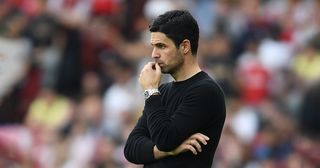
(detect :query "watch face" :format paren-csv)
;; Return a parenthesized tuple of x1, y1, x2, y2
(144, 91, 149, 98)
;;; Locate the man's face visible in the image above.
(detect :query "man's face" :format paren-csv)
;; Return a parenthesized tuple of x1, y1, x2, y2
(150, 32, 184, 74)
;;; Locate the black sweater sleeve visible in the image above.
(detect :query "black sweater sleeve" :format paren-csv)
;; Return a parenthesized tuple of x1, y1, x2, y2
(144, 82, 224, 152)
(124, 113, 156, 164)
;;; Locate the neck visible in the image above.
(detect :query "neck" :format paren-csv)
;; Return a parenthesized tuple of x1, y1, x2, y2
(172, 57, 201, 82)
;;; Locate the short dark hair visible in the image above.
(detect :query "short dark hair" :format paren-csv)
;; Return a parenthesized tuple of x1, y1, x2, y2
(149, 10, 199, 55)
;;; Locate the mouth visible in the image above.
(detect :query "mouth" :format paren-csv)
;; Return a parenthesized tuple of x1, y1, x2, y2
(155, 60, 163, 64)
(157, 63, 165, 68)
(154, 59, 165, 68)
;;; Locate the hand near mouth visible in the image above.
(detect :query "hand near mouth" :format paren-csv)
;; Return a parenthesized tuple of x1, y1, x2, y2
(139, 62, 162, 90)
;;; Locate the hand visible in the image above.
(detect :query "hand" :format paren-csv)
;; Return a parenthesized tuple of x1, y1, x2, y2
(139, 62, 161, 90)
(171, 133, 210, 155)
(153, 133, 210, 159)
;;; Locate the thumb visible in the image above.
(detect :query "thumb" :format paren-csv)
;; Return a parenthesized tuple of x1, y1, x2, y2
(155, 63, 161, 74)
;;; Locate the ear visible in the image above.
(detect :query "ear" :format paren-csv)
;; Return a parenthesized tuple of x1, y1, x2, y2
(180, 39, 191, 55)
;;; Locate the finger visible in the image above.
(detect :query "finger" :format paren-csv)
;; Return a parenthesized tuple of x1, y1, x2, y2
(151, 62, 157, 70)
(193, 136, 207, 146)
(149, 62, 157, 67)
(186, 145, 197, 155)
(191, 134, 209, 145)
(190, 139, 202, 152)
(154, 63, 161, 72)
(143, 62, 155, 70)
(194, 133, 210, 141)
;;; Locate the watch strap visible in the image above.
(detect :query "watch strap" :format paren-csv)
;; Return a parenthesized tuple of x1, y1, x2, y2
(144, 88, 160, 100)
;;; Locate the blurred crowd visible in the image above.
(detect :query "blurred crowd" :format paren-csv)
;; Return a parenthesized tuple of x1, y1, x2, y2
(0, 0, 320, 167)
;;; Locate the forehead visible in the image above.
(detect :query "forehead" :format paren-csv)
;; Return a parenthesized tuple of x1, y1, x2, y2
(150, 32, 173, 45)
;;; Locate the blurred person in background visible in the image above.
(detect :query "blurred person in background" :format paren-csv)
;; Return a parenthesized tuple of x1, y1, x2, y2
(0, 2, 32, 123)
(124, 10, 226, 168)
(291, 36, 320, 87)
(0, 86, 73, 168)
(299, 79, 320, 141)
(200, 33, 235, 97)
(236, 36, 270, 106)
(26, 86, 72, 134)
(57, 94, 103, 168)
(102, 55, 137, 141)
(287, 35, 320, 117)
(25, 86, 73, 167)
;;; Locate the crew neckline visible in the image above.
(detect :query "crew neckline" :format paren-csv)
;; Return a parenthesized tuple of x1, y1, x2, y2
(172, 71, 205, 85)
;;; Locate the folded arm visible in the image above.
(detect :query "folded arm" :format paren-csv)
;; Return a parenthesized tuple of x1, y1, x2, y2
(124, 113, 156, 164)
(124, 112, 210, 164)
(144, 84, 218, 151)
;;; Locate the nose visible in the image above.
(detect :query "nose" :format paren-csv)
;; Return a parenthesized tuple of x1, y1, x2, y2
(151, 48, 160, 59)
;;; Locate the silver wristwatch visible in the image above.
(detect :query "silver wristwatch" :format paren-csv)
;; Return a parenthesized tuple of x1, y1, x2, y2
(144, 88, 160, 100)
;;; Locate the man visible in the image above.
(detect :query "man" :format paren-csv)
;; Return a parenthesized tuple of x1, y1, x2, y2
(124, 10, 226, 168)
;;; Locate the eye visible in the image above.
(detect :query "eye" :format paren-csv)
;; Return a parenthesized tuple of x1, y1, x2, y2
(156, 43, 166, 49)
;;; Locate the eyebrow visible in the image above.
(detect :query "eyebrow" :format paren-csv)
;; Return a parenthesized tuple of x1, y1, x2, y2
(151, 42, 166, 47)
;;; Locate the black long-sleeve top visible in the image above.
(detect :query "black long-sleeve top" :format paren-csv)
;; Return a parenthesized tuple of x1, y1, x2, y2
(124, 71, 226, 168)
